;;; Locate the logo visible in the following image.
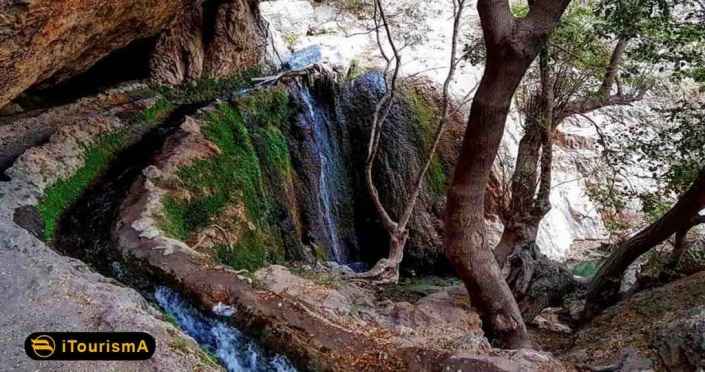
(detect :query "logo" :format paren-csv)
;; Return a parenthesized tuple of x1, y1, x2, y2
(29, 335, 55, 358)
(25, 332, 155, 361)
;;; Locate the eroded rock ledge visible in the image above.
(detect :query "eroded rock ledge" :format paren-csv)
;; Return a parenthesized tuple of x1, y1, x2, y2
(0, 86, 222, 371)
(0, 0, 265, 109)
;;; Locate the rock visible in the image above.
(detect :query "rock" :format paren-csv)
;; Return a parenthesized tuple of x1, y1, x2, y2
(505, 242, 578, 321)
(109, 106, 568, 369)
(336, 71, 464, 273)
(0, 0, 180, 109)
(566, 271, 705, 370)
(533, 307, 573, 334)
(150, 0, 265, 85)
(260, 1, 315, 37)
(652, 306, 705, 371)
(0, 95, 221, 371)
(0, 85, 144, 177)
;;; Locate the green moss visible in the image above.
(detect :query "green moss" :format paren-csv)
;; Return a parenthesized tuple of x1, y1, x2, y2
(427, 155, 447, 195)
(37, 132, 127, 242)
(37, 97, 176, 242)
(160, 92, 293, 271)
(404, 88, 448, 195)
(161, 104, 269, 236)
(239, 89, 293, 175)
(141, 97, 175, 124)
(215, 230, 275, 272)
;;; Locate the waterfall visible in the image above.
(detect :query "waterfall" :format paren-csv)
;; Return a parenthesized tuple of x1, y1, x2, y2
(155, 287, 297, 372)
(299, 88, 347, 263)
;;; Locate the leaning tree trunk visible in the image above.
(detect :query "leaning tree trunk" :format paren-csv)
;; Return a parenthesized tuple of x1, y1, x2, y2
(584, 167, 705, 319)
(445, 57, 536, 348)
(444, 0, 571, 348)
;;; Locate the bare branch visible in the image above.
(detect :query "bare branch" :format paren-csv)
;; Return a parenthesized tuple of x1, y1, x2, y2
(399, 0, 468, 230)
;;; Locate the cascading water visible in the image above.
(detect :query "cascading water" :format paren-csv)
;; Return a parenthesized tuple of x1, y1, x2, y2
(155, 287, 296, 372)
(299, 87, 348, 263)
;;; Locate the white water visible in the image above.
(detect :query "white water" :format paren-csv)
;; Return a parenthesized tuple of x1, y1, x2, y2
(155, 287, 297, 372)
(299, 88, 347, 262)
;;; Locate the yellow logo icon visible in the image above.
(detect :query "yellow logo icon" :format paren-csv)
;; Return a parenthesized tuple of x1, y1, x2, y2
(30, 335, 55, 358)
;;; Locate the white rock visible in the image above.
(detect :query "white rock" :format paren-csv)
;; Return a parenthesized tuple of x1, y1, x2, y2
(260, 1, 315, 37)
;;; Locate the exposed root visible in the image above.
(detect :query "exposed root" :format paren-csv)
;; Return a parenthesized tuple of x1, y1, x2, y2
(345, 258, 400, 285)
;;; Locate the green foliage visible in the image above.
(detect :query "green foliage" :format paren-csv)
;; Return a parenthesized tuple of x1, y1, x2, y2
(37, 132, 126, 242)
(511, 3, 529, 18)
(550, 4, 610, 72)
(596, 0, 705, 82)
(639, 191, 673, 222)
(601, 99, 705, 220)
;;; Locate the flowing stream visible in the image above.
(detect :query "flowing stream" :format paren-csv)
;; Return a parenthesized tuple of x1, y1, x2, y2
(155, 287, 296, 372)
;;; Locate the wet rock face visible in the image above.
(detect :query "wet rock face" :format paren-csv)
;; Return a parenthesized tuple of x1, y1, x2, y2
(0, 0, 183, 109)
(286, 80, 358, 262)
(335, 71, 462, 273)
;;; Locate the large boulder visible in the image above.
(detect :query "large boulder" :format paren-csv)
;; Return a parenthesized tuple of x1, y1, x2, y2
(653, 306, 705, 371)
(565, 271, 705, 370)
(150, 0, 265, 84)
(335, 71, 465, 273)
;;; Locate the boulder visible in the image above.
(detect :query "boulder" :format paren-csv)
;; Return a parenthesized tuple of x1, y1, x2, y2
(150, 0, 265, 85)
(653, 306, 705, 371)
(566, 271, 705, 370)
(260, 0, 315, 37)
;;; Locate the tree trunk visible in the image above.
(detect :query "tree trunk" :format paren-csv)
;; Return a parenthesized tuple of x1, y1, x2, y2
(445, 57, 534, 348)
(584, 167, 705, 319)
(444, 0, 570, 348)
(495, 117, 545, 264)
(350, 232, 407, 284)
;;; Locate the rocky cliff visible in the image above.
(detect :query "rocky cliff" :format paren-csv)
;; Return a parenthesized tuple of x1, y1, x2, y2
(0, 0, 265, 110)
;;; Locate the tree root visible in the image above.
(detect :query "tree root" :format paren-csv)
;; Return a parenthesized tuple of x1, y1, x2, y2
(345, 258, 400, 285)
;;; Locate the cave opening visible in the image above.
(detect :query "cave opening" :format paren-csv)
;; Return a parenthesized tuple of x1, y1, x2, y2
(13, 36, 159, 111)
